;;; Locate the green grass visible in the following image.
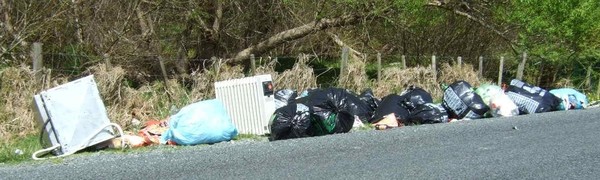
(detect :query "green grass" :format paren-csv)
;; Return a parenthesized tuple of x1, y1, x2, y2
(587, 92, 600, 102)
(354, 123, 375, 131)
(233, 134, 268, 141)
(0, 134, 42, 164)
(0, 132, 271, 164)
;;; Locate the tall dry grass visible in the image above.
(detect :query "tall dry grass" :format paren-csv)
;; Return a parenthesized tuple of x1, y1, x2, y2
(373, 65, 440, 99)
(0, 58, 484, 142)
(272, 55, 317, 93)
(438, 63, 488, 87)
(94, 61, 246, 130)
(338, 55, 369, 94)
(373, 63, 488, 100)
(0, 66, 67, 142)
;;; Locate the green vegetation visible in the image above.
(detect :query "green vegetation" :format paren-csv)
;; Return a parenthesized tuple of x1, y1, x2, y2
(233, 134, 268, 141)
(0, 135, 41, 164)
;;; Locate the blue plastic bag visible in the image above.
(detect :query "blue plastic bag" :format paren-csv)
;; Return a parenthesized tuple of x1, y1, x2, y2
(161, 99, 238, 145)
(549, 88, 588, 110)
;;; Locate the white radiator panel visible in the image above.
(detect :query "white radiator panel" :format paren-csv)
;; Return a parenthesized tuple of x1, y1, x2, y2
(215, 75, 275, 135)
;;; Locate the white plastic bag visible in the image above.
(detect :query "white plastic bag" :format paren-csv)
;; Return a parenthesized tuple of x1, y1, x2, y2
(489, 93, 519, 117)
(475, 84, 518, 117)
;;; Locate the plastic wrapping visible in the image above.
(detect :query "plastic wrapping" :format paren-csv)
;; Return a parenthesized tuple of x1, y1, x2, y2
(308, 110, 354, 135)
(475, 84, 518, 117)
(274, 89, 298, 109)
(270, 103, 313, 141)
(369, 94, 410, 124)
(489, 93, 519, 117)
(506, 79, 561, 114)
(475, 84, 504, 105)
(359, 88, 380, 114)
(442, 81, 489, 119)
(302, 88, 373, 124)
(549, 88, 588, 110)
(399, 86, 433, 111)
(160, 99, 238, 145)
(406, 103, 449, 124)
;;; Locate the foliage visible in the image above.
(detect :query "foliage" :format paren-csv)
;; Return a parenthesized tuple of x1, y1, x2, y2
(0, 134, 40, 164)
(505, 0, 600, 62)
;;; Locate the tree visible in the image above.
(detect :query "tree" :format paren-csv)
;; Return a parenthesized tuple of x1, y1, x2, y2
(504, 0, 600, 86)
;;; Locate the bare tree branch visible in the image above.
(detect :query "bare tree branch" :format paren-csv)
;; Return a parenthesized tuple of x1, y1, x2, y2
(212, 0, 222, 37)
(135, 3, 150, 39)
(426, 1, 511, 43)
(230, 14, 361, 63)
(328, 32, 363, 60)
(427, 0, 519, 54)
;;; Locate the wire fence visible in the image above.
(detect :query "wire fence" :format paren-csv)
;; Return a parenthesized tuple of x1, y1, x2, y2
(6, 43, 532, 87)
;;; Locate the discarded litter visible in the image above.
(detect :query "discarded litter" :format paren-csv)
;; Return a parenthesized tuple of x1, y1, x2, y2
(374, 113, 399, 130)
(275, 89, 298, 109)
(475, 84, 519, 117)
(139, 119, 170, 146)
(215, 74, 275, 135)
(270, 103, 313, 140)
(399, 86, 433, 111)
(506, 79, 561, 114)
(489, 94, 519, 117)
(105, 134, 146, 149)
(14, 149, 23, 155)
(406, 103, 449, 124)
(359, 88, 380, 114)
(549, 88, 588, 110)
(161, 99, 238, 145)
(300, 87, 373, 125)
(442, 81, 489, 119)
(31, 75, 124, 160)
(370, 94, 410, 124)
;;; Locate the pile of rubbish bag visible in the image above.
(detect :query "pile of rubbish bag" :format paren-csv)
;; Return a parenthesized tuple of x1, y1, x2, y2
(33, 74, 592, 157)
(270, 88, 376, 140)
(269, 79, 590, 141)
(110, 78, 588, 144)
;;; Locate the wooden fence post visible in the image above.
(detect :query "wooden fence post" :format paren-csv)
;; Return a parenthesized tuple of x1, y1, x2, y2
(517, 51, 527, 80)
(31, 42, 43, 80)
(585, 65, 592, 89)
(157, 55, 169, 83)
(432, 55, 437, 81)
(250, 54, 256, 76)
(478, 56, 483, 78)
(457, 56, 462, 67)
(498, 56, 504, 86)
(401, 55, 406, 69)
(103, 53, 112, 69)
(212, 56, 220, 78)
(339, 47, 349, 85)
(596, 76, 600, 97)
(377, 53, 382, 82)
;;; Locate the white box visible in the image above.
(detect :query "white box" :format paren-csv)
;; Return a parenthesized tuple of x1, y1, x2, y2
(33, 75, 115, 156)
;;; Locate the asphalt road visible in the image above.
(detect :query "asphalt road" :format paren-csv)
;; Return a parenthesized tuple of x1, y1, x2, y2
(1, 108, 599, 179)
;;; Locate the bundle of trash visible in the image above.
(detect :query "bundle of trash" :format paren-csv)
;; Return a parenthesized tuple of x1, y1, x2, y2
(33, 74, 590, 160)
(270, 88, 377, 140)
(106, 99, 239, 148)
(128, 78, 588, 144)
(269, 79, 590, 141)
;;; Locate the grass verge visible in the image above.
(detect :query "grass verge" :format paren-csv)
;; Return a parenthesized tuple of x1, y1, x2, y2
(0, 134, 41, 164)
